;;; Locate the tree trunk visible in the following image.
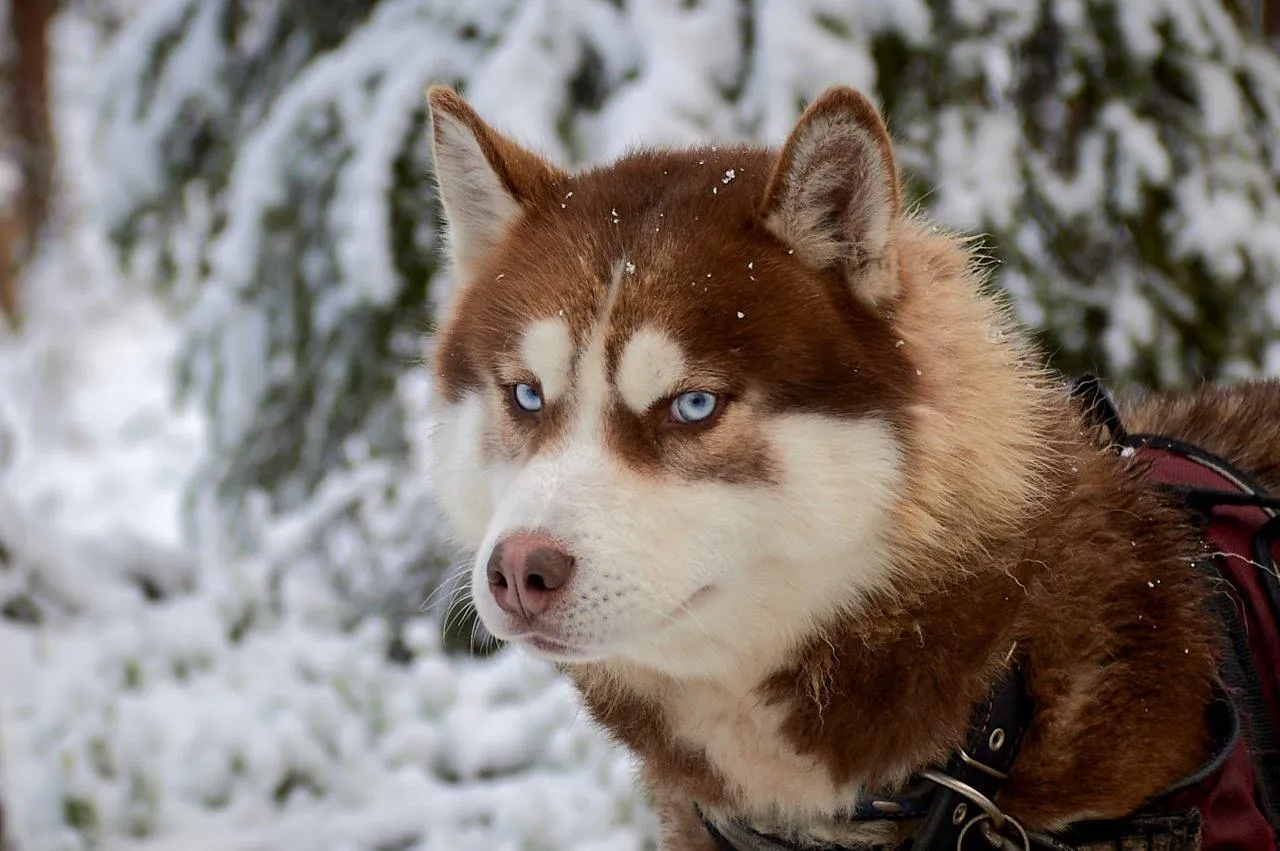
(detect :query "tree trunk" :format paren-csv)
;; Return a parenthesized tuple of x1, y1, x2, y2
(1, 0, 53, 328)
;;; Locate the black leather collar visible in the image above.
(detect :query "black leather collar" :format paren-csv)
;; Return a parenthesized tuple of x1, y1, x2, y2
(908, 664, 1032, 849)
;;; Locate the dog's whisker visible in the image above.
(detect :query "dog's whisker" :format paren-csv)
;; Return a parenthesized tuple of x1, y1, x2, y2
(440, 582, 475, 634)
(419, 558, 473, 613)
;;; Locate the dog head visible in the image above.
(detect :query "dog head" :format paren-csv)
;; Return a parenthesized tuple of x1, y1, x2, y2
(425, 85, 1004, 679)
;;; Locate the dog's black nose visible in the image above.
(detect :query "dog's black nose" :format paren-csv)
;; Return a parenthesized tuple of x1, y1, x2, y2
(486, 533, 576, 618)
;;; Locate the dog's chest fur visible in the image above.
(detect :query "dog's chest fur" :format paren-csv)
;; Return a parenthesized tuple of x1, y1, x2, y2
(589, 670, 913, 848)
(664, 679, 857, 819)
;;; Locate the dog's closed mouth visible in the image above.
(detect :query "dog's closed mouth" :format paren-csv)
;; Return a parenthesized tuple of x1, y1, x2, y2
(511, 584, 719, 659)
(521, 635, 583, 656)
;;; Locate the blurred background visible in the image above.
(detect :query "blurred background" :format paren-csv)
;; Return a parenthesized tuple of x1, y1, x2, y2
(0, 1, 1278, 849)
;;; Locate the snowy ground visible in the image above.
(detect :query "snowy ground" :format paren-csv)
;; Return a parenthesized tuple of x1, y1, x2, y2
(0, 9, 655, 851)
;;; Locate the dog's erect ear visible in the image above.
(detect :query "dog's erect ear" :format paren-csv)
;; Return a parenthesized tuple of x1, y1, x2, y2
(427, 85, 567, 280)
(761, 86, 903, 307)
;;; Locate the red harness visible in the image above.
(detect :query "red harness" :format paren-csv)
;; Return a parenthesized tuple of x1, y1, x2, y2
(1070, 374, 1280, 849)
(1128, 435, 1280, 849)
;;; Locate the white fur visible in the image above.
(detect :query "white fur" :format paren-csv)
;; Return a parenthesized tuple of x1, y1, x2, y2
(431, 393, 515, 547)
(616, 328, 688, 414)
(616, 414, 902, 681)
(520, 318, 574, 402)
(574, 322, 613, 444)
(664, 678, 862, 821)
(430, 112, 520, 278)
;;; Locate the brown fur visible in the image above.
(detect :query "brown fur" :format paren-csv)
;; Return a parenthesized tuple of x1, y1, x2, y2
(426, 85, 1262, 845)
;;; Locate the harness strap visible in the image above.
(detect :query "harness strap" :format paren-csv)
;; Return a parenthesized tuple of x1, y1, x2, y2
(1066, 375, 1128, 446)
(1027, 810, 1203, 851)
(1128, 440, 1280, 832)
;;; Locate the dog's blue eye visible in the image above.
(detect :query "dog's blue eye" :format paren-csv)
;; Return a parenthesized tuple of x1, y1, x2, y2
(512, 383, 543, 412)
(671, 391, 718, 424)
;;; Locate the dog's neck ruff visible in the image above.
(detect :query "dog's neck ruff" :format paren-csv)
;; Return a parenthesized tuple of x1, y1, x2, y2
(701, 376, 1280, 851)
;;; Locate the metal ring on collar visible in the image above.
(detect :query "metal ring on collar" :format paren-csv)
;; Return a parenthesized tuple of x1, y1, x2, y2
(919, 769, 1008, 830)
(957, 812, 1030, 851)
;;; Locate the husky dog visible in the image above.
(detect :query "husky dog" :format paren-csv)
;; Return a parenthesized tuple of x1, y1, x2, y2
(424, 84, 1280, 849)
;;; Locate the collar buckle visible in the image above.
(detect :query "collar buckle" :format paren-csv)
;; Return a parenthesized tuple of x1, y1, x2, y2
(920, 769, 1030, 850)
(919, 769, 1008, 831)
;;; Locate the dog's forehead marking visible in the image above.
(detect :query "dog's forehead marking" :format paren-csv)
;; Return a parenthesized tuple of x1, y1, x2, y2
(520, 318, 574, 402)
(616, 327, 688, 414)
(566, 258, 629, 442)
(574, 333, 610, 441)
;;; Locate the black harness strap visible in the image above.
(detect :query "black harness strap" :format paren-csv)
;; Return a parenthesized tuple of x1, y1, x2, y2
(1066, 375, 1128, 446)
(1027, 810, 1203, 851)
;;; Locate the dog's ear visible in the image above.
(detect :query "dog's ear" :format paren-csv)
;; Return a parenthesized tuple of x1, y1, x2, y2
(761, 86, 903, 307)
(427, 85, 568, 280)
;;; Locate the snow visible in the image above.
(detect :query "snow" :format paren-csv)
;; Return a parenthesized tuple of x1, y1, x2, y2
(581, 0, 747, 160)
(952, 0, 1038, 38)
(1102, 273, 1157, 375)
(465, 0, 579, 162)
(1115, 0, 1166, 61)
(0, 269, 656, 851)
(1194, 61, 1246, 140)
(1099, 103, 1171, 215)
(747, 2, 879, 143)
(933, 107, 1023, 231)
(93, 0, 231, 228)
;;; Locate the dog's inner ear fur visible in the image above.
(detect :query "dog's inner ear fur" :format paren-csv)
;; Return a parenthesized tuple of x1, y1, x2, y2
(427, 85, 566, 280)
(761, 87, 903, 307)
